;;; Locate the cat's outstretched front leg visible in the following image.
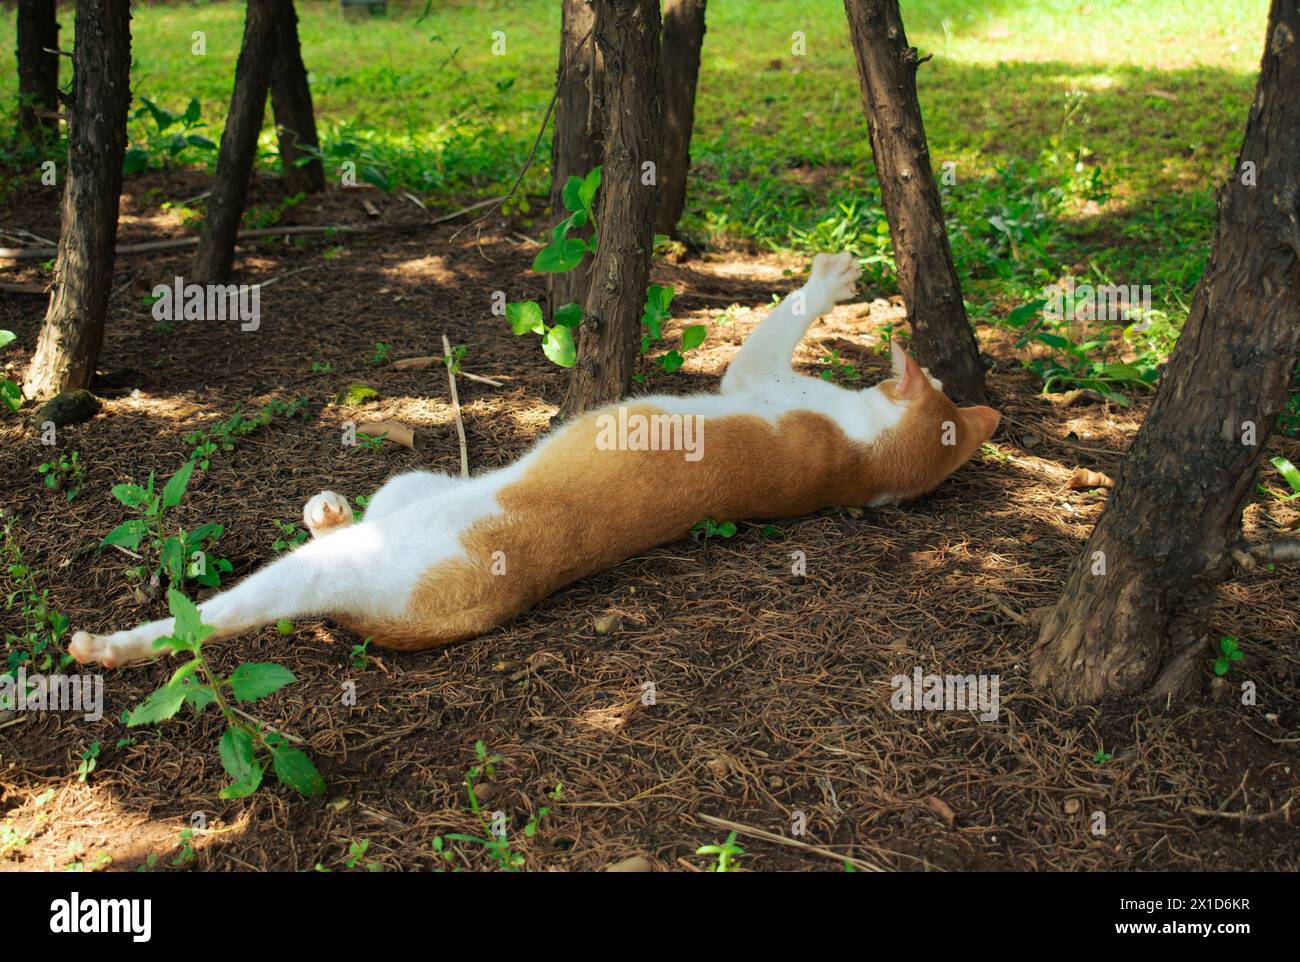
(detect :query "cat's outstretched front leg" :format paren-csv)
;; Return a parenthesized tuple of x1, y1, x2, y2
(720, 251, 861, 393)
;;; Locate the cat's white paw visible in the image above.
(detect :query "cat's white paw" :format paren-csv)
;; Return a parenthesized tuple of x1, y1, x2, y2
(304, 491, 354, 538)
(807, 252, 862, 305)
(69, 630, 120, 669)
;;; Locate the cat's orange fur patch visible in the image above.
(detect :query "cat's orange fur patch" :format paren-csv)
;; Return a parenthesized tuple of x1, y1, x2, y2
(353, 369, 996, 651)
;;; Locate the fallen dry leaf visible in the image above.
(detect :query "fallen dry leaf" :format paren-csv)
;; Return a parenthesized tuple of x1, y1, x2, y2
(357, 420, 416, 450)
(926, 795, 957, 827)
(1068, 467, 1115, 490)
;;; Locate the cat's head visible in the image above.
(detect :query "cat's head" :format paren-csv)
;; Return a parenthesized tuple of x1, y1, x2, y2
(875, 341, 1000, 498)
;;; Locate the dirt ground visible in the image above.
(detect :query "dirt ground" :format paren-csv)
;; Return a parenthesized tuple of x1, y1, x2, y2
(2, 171, 1297, 872)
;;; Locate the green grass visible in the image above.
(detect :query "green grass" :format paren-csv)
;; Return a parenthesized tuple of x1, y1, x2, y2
(0, 0, 1275, 394)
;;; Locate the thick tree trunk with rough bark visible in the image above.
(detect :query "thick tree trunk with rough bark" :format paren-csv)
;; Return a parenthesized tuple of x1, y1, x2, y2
(843, 0, 987, 404)
(17, 0, 60, 137)
(270, 0, 324, 195)
(656, 0, 706, 237)
(23, 0, 130, 400)
(548, 0, 605, 323)
(558, 0, 662, 419)
(192, 0, 277, 282)
(1030, 0, 1300, 704)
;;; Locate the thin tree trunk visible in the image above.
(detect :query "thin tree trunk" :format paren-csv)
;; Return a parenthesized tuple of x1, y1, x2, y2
(842, 0, 987, 404)
(270, 0, 324, 195)
(657, 0, 705, 238)
(1030, 0, 1300, 704)
(558, 0, 662, 419)
(192, 0, 278, 282)
(547, 0, 605, 323)
(22, 0, 131, 400)
(17, 0, 60, 137)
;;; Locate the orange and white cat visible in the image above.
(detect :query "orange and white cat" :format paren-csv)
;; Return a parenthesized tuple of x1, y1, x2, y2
(70, 252, 999, 669)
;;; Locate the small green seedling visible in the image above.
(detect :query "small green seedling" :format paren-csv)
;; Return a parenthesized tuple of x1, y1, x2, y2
(819, 349, 861, 384)
(444, 344, 467, 374)
(37, 451, 85, 502)
(77, 742, 101, 783)
(1091, 749, 1113, 765)
(350, 637, 371, 670)
(691, 518, 737, 542)
(101, 459, 232, 591)
(345, 838, 382, 871)
(370, 341, 391, 366)
(1214, 636, 1244, 676)
(3, 522, 72, 675)
(0, 329, 21, 413)
(696, 830, 745, 872)
(271, 519, 308, 552)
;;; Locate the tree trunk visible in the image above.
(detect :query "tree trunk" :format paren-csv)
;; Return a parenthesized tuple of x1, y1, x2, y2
(842, 0, 987, 404)
(557, 0, 662, 419)
(1030, 0, 1300, 704)
(192, 0, 278, 282)
(17, 0, 60, 138)
(656, 0, 706, 238)
(22, 0, 130, 400)
(270, 0, 324, 195)
(547, 0, 605, 323)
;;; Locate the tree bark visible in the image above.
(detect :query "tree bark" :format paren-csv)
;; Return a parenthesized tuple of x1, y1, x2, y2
(547, 0, 605, 323)
(842, 0, 987, 404)
(270, 0, 324, 195)
(17, 0, 61, 137)
(557, 0, 662, 419)
(1030, 0, 1300, 704)
(656, 0, 706, 238)
(22, 0, 130, 400)
(192, 0, 278, 282)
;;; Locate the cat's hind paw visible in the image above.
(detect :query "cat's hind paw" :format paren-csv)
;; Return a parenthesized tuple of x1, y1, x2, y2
(807, 251, 862, 305)
(304, 491, 354, 538)
(69, 630, 121, 669)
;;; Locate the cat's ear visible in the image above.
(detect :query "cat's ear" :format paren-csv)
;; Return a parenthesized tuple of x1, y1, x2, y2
(960, 404, 1001, 442)
(890, 341, 926, 400)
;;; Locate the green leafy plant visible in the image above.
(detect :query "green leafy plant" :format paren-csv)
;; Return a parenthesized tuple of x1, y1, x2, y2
(245, 191, 305, 230)
(100, 460, 232, 591)
(350, 637, 371, 670)
(127, 590, 325, 799)
(997, 291, 1162, 406)
(124, 96, 218, 174)
(439, 741, 558, 872)
(370, 341, 392, 366)
(0, 330, 21, 414)
(444, 343, 467, 374)
(696, 830, 745, 872)
(271, 519, 308, 552)
(172, 827, 196, 867)
(818, 349, 861, 384)
(1091, 749, 1113, 765)
(345, 838, 383, 871)
(2, 522, 72, 678)
(690, 518, 737, 542)
(37, 451, 85, 502)
(1259, 456, 1300, 502)
(77, 742, 101, 783)
(184, 396, 310, 470)
(1214, 636, 1244, 676)
(636, 284, 706, 378)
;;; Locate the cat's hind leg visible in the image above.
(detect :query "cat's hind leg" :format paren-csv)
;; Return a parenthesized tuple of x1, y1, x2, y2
(364, 470, 461, 522)
(69, 522, 395, 668)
